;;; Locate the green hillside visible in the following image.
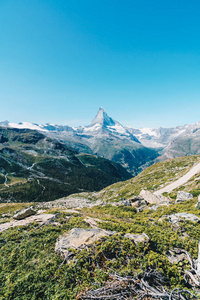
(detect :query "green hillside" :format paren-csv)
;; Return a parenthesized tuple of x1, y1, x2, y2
(66, 155, 200, 203)
(0, 127, 132, 203)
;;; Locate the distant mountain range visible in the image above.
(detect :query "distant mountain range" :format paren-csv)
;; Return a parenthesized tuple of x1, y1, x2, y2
(0, 127, 132, 203)
(1, 107, 200, 174)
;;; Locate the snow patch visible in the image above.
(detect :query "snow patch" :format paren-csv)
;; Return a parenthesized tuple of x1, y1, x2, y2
(8, 122, 48, 132)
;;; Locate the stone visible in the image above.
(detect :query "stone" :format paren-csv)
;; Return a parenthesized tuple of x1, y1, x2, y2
(148, 205, 160, 211)
(157, 195, 171, 206)
(0, 214, 54, 232)
(121, 200, 131, 206)
(55, 228, 114, 256)
(13, 207, 36, 220)
(195, 195, 200, 208)
(167, 250, 187, 264)
(159, 213, 200, 224)
(131, 199, 148, 212)
(1, 213, 12, 218)
(130, 196, 144, 202)
(124, 233, 149, 244)
(175, 191, 193, 203)
(139, 190, 160, 205)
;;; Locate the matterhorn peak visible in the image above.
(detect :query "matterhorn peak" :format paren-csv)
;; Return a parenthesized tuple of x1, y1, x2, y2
(91, 107, 116, 127)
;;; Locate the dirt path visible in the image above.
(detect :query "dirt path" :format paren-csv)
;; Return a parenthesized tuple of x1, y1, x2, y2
(154, 161, 200, 196)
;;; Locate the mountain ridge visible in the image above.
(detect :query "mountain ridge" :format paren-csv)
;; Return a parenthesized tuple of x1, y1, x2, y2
(0, 108, 158, 175)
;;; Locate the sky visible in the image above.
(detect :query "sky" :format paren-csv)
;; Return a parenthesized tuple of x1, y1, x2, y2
(1, 0, 200, 128)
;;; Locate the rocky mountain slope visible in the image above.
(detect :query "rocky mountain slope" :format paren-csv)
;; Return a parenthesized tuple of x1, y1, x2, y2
(128, 120, 200, 162)
(0, 127, 132, 203)
(1, 155, 200, 299)
(161, 122, 200, 159)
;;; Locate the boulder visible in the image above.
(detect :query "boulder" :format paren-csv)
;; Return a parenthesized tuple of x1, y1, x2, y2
(130, 195, 144, 202)
(1, 213, 12, 218)
(139, 190, 160, 205)
(195, 195, 200, 208)
(124, 233, 149, 244)
(159, 213, 200, 224)
(13, 207, 36, 220)
(121, 199, 131, 206)
(0, 213, 54, 232)
(148, 205, 160, 211)
(55, 228, 114, 256)
(175, 191, 193, 203)
(157, 195, 171, 206)
(131, 199, 148, 212)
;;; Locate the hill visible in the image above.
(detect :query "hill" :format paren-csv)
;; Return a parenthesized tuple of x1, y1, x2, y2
(58, 154, 200, 204)
(1, 155, 200, 298)
(0, 127, 132, 203)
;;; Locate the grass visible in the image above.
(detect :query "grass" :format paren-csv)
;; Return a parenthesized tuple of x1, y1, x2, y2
(70, 155, 200, 203)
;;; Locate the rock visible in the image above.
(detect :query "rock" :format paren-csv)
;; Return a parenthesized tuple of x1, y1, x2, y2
(148, 205, 160, 211)
(157, 195, 171, 206)
(13, 207, 36, 220)
(1, 213, 12, 218)
(167, 250, 187, 264)
(130, 196, 144, 202)
(121, 199, 131, 206)
(131, 199, 148, 212)
(124, 233, 149, 244)
(0, 214, 54, 232)
(55, 228, 114, 256)
(159, 213, 200, 224)
(84, 217, 101, 228)
(139, 190, 160, 205)
(195, 195, 200, 208)
(175, 191, 193, 203)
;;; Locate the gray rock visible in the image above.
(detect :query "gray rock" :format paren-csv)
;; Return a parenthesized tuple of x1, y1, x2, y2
(13, 207, 36, 220)
(195, 195, 200, 208)
(157, 195, 172, 206)
(175, 191, 193, 203)
(130, 196, 144, 202)
(167, 250, 187, 264)
(131, 199, 148, 212)
(55, 228, 114, 256)
(1, 213, 12, 218)
(0, 214, 54, 232)
(148, 205, 160, 211)
(159, 213, 200, 224)
(139, 190, 160, 205)
(121, 200, 131, 206)
(124, 233, 149, 244)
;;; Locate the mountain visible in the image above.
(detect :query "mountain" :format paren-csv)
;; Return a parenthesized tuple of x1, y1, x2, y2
(127, 125, 186, 149)
(0, 127, 132, 203)
(160, 121, 200, 159)
(1, 108, 158, 175)
(5, 108, 200, 173)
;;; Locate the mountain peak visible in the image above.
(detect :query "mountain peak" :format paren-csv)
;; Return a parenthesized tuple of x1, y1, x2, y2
(91, 107, 115, 126)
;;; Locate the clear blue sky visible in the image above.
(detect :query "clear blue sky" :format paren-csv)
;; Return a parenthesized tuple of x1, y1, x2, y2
(1, 0, 200, 128)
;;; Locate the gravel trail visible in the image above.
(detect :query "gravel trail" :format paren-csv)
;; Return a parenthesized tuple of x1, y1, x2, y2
(154, 161, 200, 196)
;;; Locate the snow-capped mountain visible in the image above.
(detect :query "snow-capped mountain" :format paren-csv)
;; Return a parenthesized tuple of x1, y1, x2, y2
(3, 107, 200, 173)
(0, 120, 75, 133)
(74, 107, 140, 143)
(127, 126, 187, 149)
(0, 108, 158, 175)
